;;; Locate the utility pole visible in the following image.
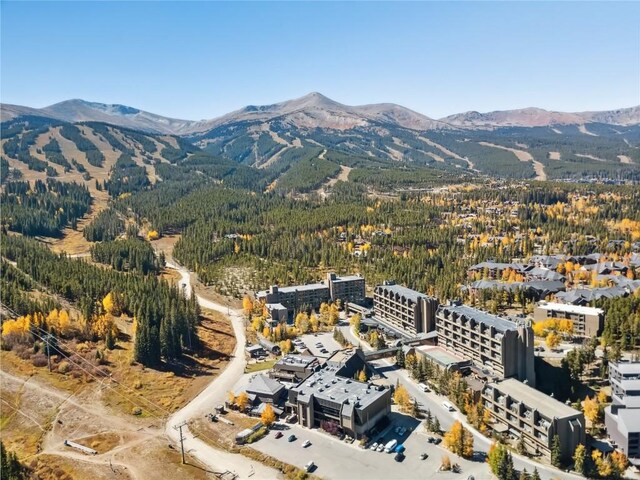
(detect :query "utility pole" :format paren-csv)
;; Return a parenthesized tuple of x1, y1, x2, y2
(174, 421, 188, 464)
(45, 334, 52, 372)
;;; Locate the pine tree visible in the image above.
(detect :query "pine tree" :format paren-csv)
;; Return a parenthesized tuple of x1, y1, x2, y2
(503, 452, 516, 480)
(531, 468, 540, 480)
(550, 434, 562, 468)
(1, 441, 26, 479)
(105, 327, 115, 350)
(425, 409, 433, 431)
(572, 444, 586, 475)
(396, 348, 405, 368)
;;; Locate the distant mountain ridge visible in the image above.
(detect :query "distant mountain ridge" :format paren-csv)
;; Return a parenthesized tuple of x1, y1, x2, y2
(200, 92, 451, 132)
(440, 106, 640, 128)
(2, 93, 638, 135)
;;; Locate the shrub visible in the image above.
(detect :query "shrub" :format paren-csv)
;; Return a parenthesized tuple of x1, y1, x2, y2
(32, 353, 48, 368)
(58, 361, 70, 374)
(246, 427, 267, 444)
(15, 345, 31, 360)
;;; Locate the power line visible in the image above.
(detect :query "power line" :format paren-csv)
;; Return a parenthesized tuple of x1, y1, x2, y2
(28, 326, 232, 473)
(31, 324, 172, 417)
(27, 328, 165, 421)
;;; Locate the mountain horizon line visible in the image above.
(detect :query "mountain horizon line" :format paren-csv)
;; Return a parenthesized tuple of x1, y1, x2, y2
(2, 91, 639, 135)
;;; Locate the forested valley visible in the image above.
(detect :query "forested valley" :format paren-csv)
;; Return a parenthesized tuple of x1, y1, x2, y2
(1, 114, 640, 375)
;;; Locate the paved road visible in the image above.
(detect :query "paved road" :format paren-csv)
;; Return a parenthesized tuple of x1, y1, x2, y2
(164, 261, 279, 480)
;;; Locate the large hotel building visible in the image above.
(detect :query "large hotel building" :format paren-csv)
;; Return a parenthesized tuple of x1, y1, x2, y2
(483, 378, 585, 461)
(287, 349, 392, 439)
(436, 303, 536, 386)
(373, 282, 439, 337)
(257, 272, 365, 316)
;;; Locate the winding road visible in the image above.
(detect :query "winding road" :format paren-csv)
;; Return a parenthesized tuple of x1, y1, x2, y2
(164, 261, 279, 480)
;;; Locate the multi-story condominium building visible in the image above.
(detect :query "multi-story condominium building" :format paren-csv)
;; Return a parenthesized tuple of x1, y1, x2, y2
(270, 354, 320, 383)
(257, 284, 330, 316)
(605, 361, 640, 464)
(534, 301, 604, 337)
(436, 303, 536, 386)
(483, 378, 585, 461)
(327, 273, 365, 305)
(265, 303, 288, 324)
(257, 272, 364, 316)
(288, 349, 391, 439)
(373, 281, 439, 337)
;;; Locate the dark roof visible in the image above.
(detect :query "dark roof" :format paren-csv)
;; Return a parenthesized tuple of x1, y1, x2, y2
(242, 374, 285, 397)
(439, 304, 520, 332)
(375, 283, 425, 303)
(290, 367, 388, 410)
(556, 287, 628, 304)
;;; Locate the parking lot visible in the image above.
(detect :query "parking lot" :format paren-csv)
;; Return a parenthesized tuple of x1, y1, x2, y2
(251, 411, 491, 480)
(294, 331, 341, 358)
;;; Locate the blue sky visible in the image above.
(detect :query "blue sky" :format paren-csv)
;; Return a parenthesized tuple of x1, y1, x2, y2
(2, 1, 639, 119)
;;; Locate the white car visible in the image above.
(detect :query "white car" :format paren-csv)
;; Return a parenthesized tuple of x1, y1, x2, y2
(370, 442, 379, 450)
(376, 444, 385, 452)
(302, 440, 311, 448)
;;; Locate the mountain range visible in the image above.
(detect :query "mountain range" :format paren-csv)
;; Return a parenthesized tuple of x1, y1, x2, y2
(2, 92, 640, 186)
(2, 92, 638, 135)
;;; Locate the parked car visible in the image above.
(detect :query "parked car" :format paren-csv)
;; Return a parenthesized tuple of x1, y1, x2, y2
(442, 401, 455, 412)
(433, 437, 442, 445)
(275, 432, 283, 439)
(384, 439, 398, 453)
(288, 435, 296, 442)
(370, 442, 379, 450)
(399, 427, 406, 436)
(376, 444, 385, 452)
(302, 440, 311, 448)
(394, 452, 405, 462)
(420, 453, 429, 460)
(305, 461, 315, 472)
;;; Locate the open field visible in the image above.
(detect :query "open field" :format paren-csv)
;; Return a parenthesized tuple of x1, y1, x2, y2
(0, 305, 236, 479)
(244, 358, 278, 374)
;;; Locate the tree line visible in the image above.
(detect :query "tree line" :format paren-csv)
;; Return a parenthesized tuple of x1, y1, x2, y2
(1, 235, 199, 367)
